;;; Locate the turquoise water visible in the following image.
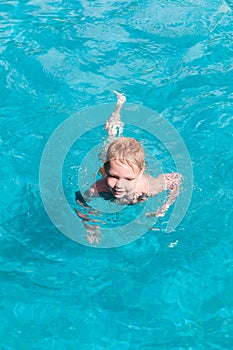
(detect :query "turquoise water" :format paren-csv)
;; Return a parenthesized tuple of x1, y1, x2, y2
(1, 0, 233, 348)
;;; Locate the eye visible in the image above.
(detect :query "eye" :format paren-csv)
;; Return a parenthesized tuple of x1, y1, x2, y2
(126, 178, 134, 181)
(108, 174, 118, 179)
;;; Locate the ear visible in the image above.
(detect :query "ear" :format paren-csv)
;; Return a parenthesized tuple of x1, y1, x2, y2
(138, 169, 144, 178)
(98, 165, 106, 176)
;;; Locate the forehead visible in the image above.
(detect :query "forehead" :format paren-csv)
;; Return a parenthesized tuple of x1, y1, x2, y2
(107, 159, 140, 177)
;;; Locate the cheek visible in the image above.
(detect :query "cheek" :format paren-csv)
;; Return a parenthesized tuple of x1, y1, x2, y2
(107, 177, 116, 188)
(126, 181, 135, 190)
(121, 180, 135, 192)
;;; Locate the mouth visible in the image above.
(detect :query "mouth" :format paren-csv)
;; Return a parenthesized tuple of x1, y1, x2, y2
(112, 189, 125, 197)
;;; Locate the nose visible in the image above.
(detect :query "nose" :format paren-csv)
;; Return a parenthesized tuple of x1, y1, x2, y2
(115, 179, 124, 189)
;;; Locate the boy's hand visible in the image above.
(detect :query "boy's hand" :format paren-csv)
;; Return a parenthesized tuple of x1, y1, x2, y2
(113, 90, 126, 104)
(146, 209, 166, 218)
(84, 223, 102, 245)
(74, 208, 103, 245)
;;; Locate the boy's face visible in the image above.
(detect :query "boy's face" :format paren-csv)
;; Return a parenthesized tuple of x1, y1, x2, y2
(106, 159, 143, 199)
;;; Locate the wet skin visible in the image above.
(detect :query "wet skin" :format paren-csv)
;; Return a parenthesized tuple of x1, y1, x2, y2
(105, 159, 146, 199)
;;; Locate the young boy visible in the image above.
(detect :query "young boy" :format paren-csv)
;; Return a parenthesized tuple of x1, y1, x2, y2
(75, 91, 182, 244)
(81, 91, 182, 217)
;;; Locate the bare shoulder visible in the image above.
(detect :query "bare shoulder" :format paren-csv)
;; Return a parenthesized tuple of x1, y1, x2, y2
(147, 172, 182, 196)
(146, 174, 165, 196)
(86, 177, 110, 198)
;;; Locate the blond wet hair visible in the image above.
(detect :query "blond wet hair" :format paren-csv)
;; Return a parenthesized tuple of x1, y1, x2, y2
(105, 137, 145, 171)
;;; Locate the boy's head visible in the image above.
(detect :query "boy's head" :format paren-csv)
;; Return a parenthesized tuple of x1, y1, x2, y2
(105, 137, 145, 171)
(104, 137, 145, 198)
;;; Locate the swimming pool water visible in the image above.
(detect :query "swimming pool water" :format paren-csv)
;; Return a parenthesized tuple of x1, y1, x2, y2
(1, 0, 233, 349)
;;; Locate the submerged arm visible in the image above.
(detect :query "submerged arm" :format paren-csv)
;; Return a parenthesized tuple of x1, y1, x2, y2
(75, 190, 103, 245)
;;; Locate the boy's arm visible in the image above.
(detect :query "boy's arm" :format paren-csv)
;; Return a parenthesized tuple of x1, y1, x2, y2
(74, 208, 102, 245)
(84, 178, 110, 199)
(147, 173, 182, 217)
(75, 183, 105, 245)
(76, 178, 109, 206)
